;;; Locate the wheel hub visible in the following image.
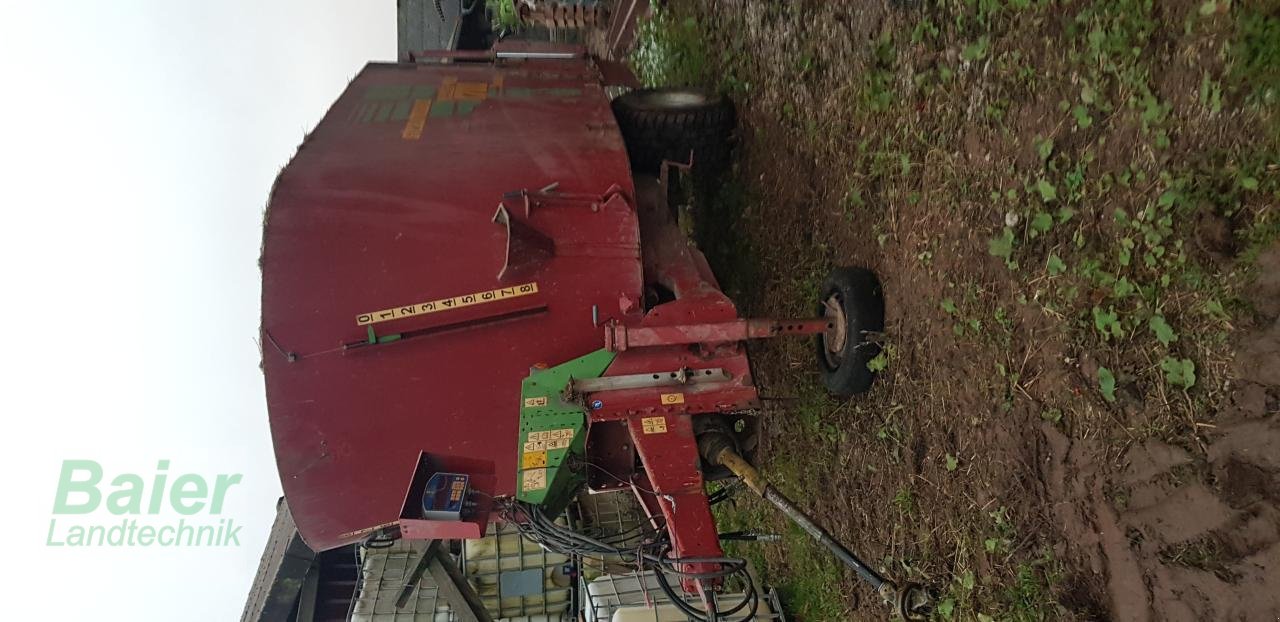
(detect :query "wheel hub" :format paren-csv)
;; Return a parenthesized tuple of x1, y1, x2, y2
(822, 294, 847, 367)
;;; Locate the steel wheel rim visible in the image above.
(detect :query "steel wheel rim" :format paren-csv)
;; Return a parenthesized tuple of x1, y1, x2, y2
(822, 294, 847, 368)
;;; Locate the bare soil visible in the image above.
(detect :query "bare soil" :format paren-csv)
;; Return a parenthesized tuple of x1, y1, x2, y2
(628, 1, 1280, 619)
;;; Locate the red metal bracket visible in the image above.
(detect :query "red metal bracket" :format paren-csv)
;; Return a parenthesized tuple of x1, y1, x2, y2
(603, 318, 834, 352)
(626, 414, 723, 592)
(395, 452, 494, 541)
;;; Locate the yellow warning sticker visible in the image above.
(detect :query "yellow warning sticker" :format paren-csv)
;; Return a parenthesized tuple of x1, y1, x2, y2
(521, 468, 547, 492)
(356, 282, 538, 326)
(660, 393, 686, 405)
(527, 429, 574, 442)
(524, 396, 548, 408)
(641, 416, 668, 434)
(401, 99, 431, 140)
(522, 451, 548, 469)
(523, 429, 575, 452)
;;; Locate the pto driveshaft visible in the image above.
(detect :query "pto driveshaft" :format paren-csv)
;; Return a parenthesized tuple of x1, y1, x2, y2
(699, 434, 931, 620)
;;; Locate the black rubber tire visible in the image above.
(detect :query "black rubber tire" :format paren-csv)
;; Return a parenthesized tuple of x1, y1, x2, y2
(815, 267, 885, 397)
(611, 88, 735, 176)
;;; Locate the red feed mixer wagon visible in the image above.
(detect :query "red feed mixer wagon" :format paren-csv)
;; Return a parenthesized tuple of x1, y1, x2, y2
(260, 42, 930, 620)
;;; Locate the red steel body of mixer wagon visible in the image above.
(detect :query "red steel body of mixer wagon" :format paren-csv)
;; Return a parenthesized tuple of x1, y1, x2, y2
(260, 43, 850, 598)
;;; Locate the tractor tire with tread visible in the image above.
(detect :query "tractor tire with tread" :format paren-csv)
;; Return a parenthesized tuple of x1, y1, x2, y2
(612, 88, 735, 177)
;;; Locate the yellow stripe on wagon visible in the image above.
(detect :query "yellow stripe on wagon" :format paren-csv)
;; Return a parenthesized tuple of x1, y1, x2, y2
(400, 99, 431, 140)
(355, 282, 539, 326)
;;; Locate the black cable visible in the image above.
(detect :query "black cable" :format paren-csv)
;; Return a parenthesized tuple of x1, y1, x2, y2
(364, 527, 399, 549)
(715, 570, 758, 619)
(707, 479, 743, 506)
(510, 501, 748, 576)
(652, 565, 759, 622)
(502, 500, 760, 622)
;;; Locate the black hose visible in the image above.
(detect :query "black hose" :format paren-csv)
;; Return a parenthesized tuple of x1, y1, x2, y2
(652, 565, 759, 622)
(503, 500, 761, 621)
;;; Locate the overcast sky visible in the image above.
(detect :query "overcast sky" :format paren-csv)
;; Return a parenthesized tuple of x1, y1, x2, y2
(0, 2, 392, 619)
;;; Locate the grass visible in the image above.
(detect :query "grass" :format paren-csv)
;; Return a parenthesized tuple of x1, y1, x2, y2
(633, 1, 1279, 619)
(1231, 3, 1280, 106)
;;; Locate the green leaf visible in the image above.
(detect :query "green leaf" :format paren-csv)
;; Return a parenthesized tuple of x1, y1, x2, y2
(1112, 277, 1134, 299)
(941, 298, 958, 315)
(978, 615, 996, 622)
(1088, 28, 1105, 50)
(867, 350, 889, 372)
(938, 598, 956, 619)
(1242, 176, 1259, 191)
(1093, 306, 1122, 339)
(1035, 136, 1054, 161)
(1081, 84, 1097, 105)
(962, 36, 990, 61)
(1036, 179, 1058, 202)
(988, 227, 1016, 261)
(1098, 366, 1117, 402)
(1200, 0, 1218, 16)
(1162, 357, 1196, 388)
(1030, 211, 1054, 235)
(1072, 104, 1094, 129)
(1149, 315, 1177, 346)
(961, 571, 975, 591)
(1205, 298, 1229, 321)
(1208, 81, 1222, 114)
(1047, 253, 1066, 275)
(1119, 245, 1132, 267)
(945, 454, 958, 472)
(984, 537, 1000, 553)
(1057, 206, 1077, 223)
(1141, 94, 1165, 125)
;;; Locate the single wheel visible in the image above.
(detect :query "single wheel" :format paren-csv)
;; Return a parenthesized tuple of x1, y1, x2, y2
(611, 87, 735, 175)
(815, 267, 885, 397)
(895, 583, 934, 621)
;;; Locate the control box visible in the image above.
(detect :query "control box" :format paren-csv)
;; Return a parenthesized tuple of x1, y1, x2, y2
(421, 472, 470, 521)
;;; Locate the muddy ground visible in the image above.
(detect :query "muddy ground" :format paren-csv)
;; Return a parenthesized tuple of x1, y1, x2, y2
(624, 1, 1280, 620)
